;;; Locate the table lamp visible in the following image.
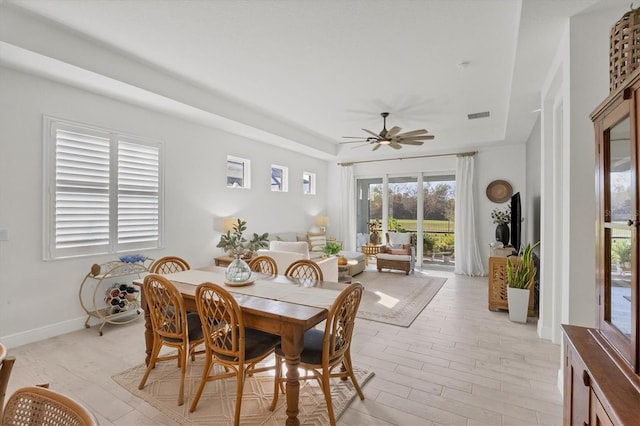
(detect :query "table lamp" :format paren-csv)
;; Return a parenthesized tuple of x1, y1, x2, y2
(315, 215, 329, 233)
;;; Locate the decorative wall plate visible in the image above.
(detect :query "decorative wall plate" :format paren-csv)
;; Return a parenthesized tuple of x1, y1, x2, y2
(486, 180, 512, 203)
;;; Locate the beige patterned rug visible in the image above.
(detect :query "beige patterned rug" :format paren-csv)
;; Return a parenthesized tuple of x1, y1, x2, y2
(354, 270, 447, 327)
(113, 355, 373, 425)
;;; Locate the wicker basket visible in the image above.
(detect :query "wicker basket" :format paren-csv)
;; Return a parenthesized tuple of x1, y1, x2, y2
(610, 7, 640, 92)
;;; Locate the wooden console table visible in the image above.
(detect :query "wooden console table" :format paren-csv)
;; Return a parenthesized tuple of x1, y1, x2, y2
(488, 248, 535, 316)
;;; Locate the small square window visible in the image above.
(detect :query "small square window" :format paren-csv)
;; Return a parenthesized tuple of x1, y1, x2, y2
(271, 164, 288, 192)
(227, 155, 251, 189)
(303, 172, 316, 195)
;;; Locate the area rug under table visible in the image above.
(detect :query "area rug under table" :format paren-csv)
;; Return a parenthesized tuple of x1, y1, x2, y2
(354, 270, 447, 327)
(113, 355, 373, 425)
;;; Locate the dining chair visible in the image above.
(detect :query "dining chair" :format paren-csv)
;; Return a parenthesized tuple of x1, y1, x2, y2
(248, 255, 278, 275)
(138, 274, 204, 406)
(0, 342, 15, 420)
(189, 282, 280, 425)
(149, 256, 190, 274)
(2, 386, 99, 426)
(284, 259, 324, 281)
(269, 282, 365, 426)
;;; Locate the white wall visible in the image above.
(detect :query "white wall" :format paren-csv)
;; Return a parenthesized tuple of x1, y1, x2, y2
(538, 4, 626, 343)
(526, 115, 541, 244)
(0, 67, 328, 347)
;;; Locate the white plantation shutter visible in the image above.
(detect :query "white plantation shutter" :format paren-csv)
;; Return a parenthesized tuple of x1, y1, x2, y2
(53, 125, 111, 257)
(44, 118, 163, 260)
(117, 140, 159, 250)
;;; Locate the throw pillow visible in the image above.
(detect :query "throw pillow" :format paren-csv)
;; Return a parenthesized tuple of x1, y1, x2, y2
(307, 232, 326, 252)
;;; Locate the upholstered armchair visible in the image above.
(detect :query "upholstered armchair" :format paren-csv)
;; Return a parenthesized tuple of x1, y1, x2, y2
(376, 232, 415, 275)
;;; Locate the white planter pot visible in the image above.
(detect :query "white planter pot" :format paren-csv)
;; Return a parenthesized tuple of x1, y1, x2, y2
(507, 287, 530, 323)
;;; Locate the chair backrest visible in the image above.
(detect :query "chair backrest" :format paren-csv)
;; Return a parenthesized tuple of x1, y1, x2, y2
(195, 283, 245, 364)
(248, 255, 278, 275)
(143, 274, 190, 341)
(0, 342, 15, 421)
(322, 282, 364, 365)
(2, 386, 99, 426)
(149, 256, 190, 274)
(285, 259, 324, 281)
(386, 232, 412, 247)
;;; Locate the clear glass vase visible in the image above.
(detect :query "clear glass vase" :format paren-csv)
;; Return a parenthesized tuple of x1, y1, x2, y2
(225, 255, 251, 283)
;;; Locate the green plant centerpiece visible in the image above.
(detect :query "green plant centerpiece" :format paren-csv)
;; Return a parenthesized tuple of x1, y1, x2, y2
(506, 241, 540, 323)
(217, 219, 269, 258)
(216, 219, 269, 283)
(322, 241, 342, 256)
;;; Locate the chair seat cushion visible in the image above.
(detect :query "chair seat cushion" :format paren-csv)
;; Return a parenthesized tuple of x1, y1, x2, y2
(377, 253, 411, 261)
(275, 328, 333, 365)
(163, 311, 203, 342)
(214, 327, 279, 361)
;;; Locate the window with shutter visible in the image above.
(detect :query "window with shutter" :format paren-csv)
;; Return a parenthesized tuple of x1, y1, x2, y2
(44, 117, 163, 260)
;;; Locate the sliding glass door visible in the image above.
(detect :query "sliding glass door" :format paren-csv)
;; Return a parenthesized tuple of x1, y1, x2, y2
(356, 174, 456, 269)
(356, 178, 382, 249)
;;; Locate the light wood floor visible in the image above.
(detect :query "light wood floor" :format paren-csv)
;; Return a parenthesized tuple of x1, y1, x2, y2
(4, 266, 562, 425)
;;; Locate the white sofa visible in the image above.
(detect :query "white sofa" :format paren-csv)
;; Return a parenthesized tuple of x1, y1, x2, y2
(257, 241, 338, 282)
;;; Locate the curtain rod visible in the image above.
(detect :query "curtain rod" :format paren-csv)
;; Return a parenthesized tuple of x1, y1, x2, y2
(337, 150, 477, 166)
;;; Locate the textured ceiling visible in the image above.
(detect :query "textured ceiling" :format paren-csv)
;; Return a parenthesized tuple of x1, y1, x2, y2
(2, 0, 629, 161)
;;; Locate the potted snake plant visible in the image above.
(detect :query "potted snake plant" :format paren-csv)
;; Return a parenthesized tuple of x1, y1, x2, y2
(506, 241, 539, 323)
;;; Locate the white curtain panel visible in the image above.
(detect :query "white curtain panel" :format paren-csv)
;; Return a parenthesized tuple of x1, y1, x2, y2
(340, 165, 356, 250)
(454, 156, 486, 276)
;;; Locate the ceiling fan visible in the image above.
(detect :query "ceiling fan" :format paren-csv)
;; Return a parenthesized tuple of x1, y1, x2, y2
(340, 112, 434, 151)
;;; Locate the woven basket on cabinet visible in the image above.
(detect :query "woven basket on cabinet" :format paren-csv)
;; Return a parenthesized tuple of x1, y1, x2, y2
(610, 7, 640, 92)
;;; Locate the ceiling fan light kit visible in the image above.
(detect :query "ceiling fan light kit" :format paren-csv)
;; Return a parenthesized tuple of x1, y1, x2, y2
(340, 112, 435, 151)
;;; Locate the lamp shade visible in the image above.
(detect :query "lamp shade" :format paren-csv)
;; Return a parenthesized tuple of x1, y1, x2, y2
(223, 217, 237, 233)
(315, 216, 329, 228)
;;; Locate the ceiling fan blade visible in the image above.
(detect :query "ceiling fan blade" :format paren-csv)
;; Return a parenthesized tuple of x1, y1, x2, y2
(395, 129, 429, 137)
(390, 142, 402, 149)
(341, 136, 371, 139)
(386, 126, 402, 138)
(363, 128, 381, 138)
(372, 143, 382, 151)
(351, 143, 369, 149)
(397, 140, 424, 145)
(339, 140, 370, 144)
(396, 135, 435, 141)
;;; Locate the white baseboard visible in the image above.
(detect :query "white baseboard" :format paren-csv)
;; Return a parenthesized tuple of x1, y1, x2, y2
(0, 316, 88, 349)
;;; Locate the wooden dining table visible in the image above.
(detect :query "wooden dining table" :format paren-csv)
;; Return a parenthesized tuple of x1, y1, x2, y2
(133, 265, 345, 426)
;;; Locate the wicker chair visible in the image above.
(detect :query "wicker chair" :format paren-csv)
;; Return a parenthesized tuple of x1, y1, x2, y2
(269, 282, 365, 426)
(2, 386, 99, 426)
(248, 255, 278, 275)
(376, 232, 415, 275)
(138, 274, 205, 406)
(284, 259, 324, 281)
(189, 283, 280, 425)
(0, 342, 15, 420)
(149, 256, 190, 274)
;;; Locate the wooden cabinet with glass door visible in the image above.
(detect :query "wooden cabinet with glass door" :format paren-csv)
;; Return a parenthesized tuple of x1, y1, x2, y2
(561, 68, 640, 425)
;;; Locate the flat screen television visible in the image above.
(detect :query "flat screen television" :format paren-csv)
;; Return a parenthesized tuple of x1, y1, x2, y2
(510, 192, 521, 252)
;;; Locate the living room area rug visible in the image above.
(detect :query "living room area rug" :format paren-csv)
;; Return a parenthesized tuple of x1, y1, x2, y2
(353, 270, 447, 327)
(112, 355, 373, 425)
